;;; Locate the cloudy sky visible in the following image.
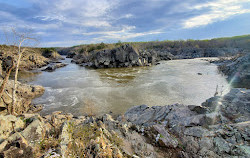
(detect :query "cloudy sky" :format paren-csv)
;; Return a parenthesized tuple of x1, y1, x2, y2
(0, 0, 250, 47)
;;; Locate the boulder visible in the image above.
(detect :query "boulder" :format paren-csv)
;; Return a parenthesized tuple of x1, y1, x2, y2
(152, 125, 178, 148)
(66, 52, 76, 58)
(20, 118, 44, 145)
(42, 63, 68, 72)
(2, 138, 33, 158)
(0, 79, 45, 115)
(0, 115, 25, 142)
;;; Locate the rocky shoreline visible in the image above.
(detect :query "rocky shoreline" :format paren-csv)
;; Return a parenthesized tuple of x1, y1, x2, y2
(69, 44, 246, 69)
(204, 53, 250, 88)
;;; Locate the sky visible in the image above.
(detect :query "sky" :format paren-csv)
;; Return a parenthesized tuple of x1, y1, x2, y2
(0, 0, 250, 47)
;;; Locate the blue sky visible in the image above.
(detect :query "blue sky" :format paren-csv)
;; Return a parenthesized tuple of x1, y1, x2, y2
(0, 0, 250, 47)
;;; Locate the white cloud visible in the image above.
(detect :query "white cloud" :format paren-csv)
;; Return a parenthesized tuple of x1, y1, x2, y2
(42, 40, 92, 47)
(33, 0, 119, 28)
(83, 26, 163, 41)
(82, 25, 136, 36)
(183, 0, 250, 28)
(83, 20, 111, 27)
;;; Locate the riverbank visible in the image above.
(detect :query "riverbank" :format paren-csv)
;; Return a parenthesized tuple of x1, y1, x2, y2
(69, 44, 246, 69)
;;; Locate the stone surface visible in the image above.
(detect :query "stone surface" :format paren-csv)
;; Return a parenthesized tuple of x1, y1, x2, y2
(0, 115, 25, 142)
(0, 79, 45, 115)
(20, 118, 44, 145)
(152, 125, 178, 148)
(217, 53, 250, 88)
(124, 88, 250, 157)
(42, 63, 68, 72)
(72, 44, 158, 68)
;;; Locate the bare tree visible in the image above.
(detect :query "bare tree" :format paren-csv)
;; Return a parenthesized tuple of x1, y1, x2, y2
(1, 28, 38, 114)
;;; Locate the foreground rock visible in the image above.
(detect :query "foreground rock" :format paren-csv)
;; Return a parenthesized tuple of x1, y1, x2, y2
(0, 112, 169, 157)
(0, 79, 45, 115)
(125, 88, 250, 157)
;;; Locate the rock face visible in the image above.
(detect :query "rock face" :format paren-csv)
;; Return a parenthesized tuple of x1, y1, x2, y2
(68, 44, 245, 69)
(217, 53, 250, 88)
(66, 52, 76, 58)
(21, 54, 49, 70)
(125, 88, 250, 157)
(0, 79, 45, 115)
(152, 47, 244, 59)
(72, 44, 158, 68)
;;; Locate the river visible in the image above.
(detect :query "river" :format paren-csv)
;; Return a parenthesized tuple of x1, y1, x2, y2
(22, 57, 230, 116)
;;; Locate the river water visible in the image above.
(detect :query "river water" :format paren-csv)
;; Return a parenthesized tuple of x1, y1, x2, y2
(24, 57, 230, 116)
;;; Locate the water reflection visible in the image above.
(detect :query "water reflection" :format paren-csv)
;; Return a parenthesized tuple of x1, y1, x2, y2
(11, 70, 41, 83)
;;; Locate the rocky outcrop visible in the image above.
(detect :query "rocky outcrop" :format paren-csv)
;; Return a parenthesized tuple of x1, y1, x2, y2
(67, 44, 245, 69)
(0, 112, 166, 157)
(0, 115, 25, 142)
(0, 45, 64, 72)
(124, 88, 250, 157)
(66, 52, 76, 58)
(72, 44, 158, 68)
(42, 62, 68, 72)
(0, 79, 45, 115)
(42, 49, 64, 60)
(216, 53, 250, 88)
(153, 47, 244, 59)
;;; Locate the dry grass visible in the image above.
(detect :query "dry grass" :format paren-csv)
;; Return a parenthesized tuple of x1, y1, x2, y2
(33, 137, 61, 157)
(66, 122, 123, 158)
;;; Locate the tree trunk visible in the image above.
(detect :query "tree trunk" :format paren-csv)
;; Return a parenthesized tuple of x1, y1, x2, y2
(12, 53, 22, 114)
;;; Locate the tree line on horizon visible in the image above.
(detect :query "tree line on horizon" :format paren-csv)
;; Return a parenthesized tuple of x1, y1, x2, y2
(66, 34, 250, 54)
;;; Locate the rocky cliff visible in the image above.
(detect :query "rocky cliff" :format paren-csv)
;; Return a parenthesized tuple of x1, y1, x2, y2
(218, 53, 250, 88)
(72, 44, 158, 68)
(70, 43, 246, 69)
